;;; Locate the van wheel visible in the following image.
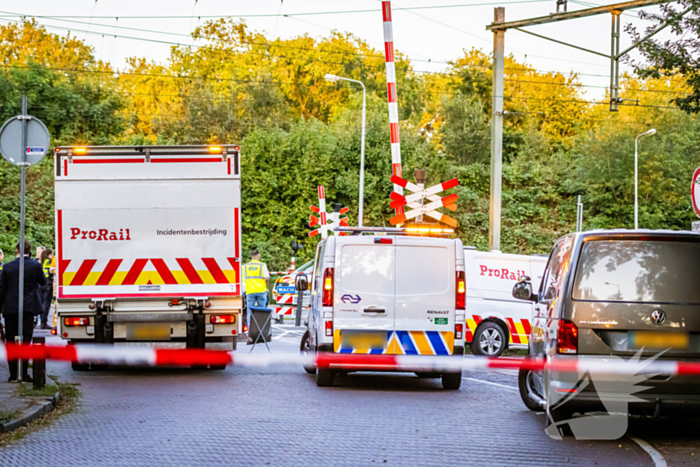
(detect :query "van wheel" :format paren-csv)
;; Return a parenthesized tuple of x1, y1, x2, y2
(471, 322, 507, 357)
(316, 368, 335, 387)
(518, 368, 545, 412)
(300, 330, 316, 374)
(71, 361, 90, 371)
(442, 371, 462, 390)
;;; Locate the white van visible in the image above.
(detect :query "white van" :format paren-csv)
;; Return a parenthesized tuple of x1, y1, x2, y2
(463, 249, 547, 357)
(304, 229, 466, 389)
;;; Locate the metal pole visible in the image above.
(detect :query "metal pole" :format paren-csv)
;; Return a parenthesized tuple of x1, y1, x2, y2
(489, 7, 505, 251)
(609, 11, 621, 111)
(18, 95, 28, 382)
(634, 136, 639, 229)
(359, 82, 366, 227)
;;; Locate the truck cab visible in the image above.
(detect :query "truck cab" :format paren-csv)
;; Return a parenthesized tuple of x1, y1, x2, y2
(306, 228, 466, 389)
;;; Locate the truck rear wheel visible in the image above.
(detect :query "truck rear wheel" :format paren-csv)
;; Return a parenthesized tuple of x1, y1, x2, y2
(316, 368, 335, 387)
(442, 371, 462, 390)
(209, 364, 227, 370)
(471, 322, 507, 357)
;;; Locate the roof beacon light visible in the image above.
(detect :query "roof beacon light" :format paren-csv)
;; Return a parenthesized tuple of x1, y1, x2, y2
(405, 226, 454, 235)
(73, 147, 87, 155)
(208, 146, 222, 153)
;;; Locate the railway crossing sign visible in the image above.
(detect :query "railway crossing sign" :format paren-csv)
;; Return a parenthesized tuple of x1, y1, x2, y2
(309, 186, 350, 239)
(388, 176, 459, 227)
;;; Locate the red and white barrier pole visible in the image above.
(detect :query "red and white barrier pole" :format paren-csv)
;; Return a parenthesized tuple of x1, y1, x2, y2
(382, 1, 404, 217)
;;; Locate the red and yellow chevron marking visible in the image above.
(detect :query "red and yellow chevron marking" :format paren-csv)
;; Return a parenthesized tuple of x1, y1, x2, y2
(465, 316, 531, 345)
(62, 258, 238, 286)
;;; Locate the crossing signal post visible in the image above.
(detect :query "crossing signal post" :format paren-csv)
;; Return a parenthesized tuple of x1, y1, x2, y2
(309, 186, 350, 239)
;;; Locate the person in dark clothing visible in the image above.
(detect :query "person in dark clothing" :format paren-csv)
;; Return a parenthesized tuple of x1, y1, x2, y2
(0, 240, 46, 382)
(39, 248, 53, 329)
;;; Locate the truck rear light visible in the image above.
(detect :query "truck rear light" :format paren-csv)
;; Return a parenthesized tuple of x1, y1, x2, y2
(204, 300, 211, 309)
(51, 329, 57, 335)
(243, 324, 249, 333)
(322, 268, 334, 307)
(455, 323, 463, 340)
(325, 320, 333, 337)
(170, 298, 180, 306)
(456, 271, 466, 310)
(557, 319, 578, 355)
(210, 315, 236, 324)
(64, 317, 89, 326)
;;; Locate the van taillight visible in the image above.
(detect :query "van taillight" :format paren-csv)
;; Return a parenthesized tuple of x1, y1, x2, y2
(325, 320, 333, 337)
(322, 268, 334, 307)
(557, 319, 578, 355)
(455, 323, 463, 340)
(456, 271, 466, 310)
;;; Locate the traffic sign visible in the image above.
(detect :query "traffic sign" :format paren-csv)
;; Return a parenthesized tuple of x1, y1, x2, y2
(692, 167, 700, 218)
(309, 186, 350, 239)
(0, 115, 50, 166)
(388, 175, 459, 227)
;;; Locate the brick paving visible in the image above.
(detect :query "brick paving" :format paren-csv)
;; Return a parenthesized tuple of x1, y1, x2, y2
(0, 328, 692, 466)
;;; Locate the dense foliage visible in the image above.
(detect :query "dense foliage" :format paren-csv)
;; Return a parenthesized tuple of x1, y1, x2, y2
(1, 19, 698, 270)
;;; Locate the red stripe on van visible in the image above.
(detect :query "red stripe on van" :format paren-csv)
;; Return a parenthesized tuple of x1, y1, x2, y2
(505, 318, 521, 344)
(522, 319, 532, 336)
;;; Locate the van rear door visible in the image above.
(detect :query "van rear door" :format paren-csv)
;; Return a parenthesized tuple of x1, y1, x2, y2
(394, 237, 455, 355)
(333, 240, 395, 353)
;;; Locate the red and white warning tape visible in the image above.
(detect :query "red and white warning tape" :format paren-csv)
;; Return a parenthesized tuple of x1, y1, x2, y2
(2, 343, 700, 375)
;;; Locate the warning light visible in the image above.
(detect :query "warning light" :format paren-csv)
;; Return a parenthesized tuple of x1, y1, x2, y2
(73, 147, 87, 154)
(243, 324, 249, 333)
(233, 146, 240, 151)
(51, 328, 57, 335)
(208, 146, 222, 153)
(405, 226, 454, 235)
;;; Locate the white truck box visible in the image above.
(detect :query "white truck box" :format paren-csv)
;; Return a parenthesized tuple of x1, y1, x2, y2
(53, 145, 242, 361)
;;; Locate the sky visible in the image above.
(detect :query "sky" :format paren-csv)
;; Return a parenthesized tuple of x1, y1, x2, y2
(0, 0, 671, 100)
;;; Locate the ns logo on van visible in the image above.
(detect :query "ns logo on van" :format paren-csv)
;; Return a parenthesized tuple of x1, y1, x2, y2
(341, 294, 361, 304)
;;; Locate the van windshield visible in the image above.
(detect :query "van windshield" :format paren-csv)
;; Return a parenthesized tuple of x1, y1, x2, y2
(572, 238, 700, 304)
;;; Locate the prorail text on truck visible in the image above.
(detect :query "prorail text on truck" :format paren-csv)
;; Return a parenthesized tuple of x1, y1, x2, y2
(70, 228, 131, 241)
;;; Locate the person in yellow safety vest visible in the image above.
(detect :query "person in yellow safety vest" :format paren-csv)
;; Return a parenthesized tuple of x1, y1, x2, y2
(243, 250, 270, 340)
(38, 249, 54, 329)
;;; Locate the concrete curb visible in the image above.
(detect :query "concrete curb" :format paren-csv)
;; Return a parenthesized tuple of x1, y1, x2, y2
(0, 390, 60, 433)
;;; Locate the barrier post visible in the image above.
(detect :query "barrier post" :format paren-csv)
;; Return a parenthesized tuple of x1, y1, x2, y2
(32, 336, 46, 389)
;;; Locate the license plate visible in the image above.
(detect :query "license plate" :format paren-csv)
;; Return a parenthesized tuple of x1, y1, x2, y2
(127, 324, 171, 341)
(277, 286, 296, 294)
(628, 331, 689, 350)
(341, 331, 388, 350)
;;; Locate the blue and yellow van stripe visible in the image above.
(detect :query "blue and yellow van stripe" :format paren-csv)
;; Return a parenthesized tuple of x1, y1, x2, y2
(334, 330, 454, 355)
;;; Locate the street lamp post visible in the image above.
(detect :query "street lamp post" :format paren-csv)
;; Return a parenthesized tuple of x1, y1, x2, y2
(324, 73, 366, 227)
(634, 128, 656, 229)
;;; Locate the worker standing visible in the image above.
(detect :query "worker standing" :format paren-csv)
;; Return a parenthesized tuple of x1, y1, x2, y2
(39, 249, 54, 329)
(243, 250, 270, 338)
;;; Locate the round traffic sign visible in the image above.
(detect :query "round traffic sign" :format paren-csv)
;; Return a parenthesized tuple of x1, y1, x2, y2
(0, 115, 51, 166)
(692, 167, 700, 218)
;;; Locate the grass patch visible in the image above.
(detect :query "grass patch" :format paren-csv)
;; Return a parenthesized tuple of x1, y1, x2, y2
(0, 410, 19, 424)
(0, 377, 80, 445)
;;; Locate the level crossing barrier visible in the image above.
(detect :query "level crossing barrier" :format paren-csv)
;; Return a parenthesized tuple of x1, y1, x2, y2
(2, 342, 700, 376)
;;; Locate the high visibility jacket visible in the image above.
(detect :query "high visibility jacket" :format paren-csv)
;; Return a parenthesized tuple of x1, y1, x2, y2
(43, 258, 51, 278)
(243, 261, 267, 294)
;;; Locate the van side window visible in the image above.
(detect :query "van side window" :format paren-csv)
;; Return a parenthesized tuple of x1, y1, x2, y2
(540, 237, 573, 301)
(312, 240, 326, 291)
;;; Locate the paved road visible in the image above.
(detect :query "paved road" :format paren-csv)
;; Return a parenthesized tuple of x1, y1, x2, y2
(1, 327, 697, 466)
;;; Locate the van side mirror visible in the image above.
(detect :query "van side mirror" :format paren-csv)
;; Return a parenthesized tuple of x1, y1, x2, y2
(295, 274, 309, 292)
(512, 276, 536, 302)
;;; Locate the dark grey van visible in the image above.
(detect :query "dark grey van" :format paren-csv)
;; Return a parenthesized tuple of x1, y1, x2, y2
(513, 230, 700, 425)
